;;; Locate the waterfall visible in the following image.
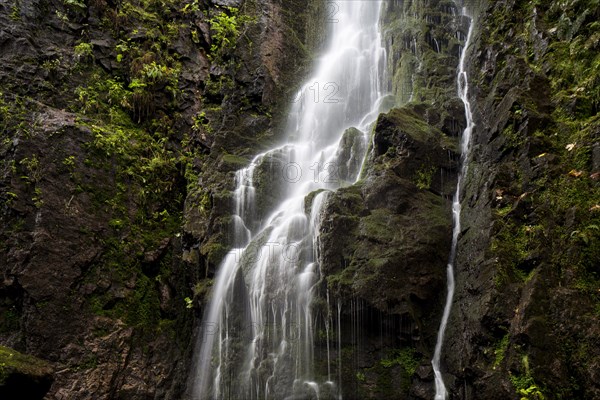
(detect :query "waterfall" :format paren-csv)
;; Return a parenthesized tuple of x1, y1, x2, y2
(432, 4, 475, 400)
(189, 2, 388, 399)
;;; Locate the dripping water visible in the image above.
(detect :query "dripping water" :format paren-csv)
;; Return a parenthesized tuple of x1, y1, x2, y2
(432, 3, 475, 400)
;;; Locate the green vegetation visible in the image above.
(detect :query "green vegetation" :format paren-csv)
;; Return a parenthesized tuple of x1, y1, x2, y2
(0, 91, 31, 143)
(380, 348, 420, 376)
(351, 347, 421, 398)
(356, 371, 366, 382)
(209, 7, 243, 56)
(0, 307, 20, 334)
(0, 346, 52, 385)
(482, 0, 600, 396)
(48, 0, 205, 337)
(488, 0, 600, 288)
(511, 374, 545, 400)
(493, 334, 510, 368)
(415, 165, 435, 190)
(510, 355, 545, 400)
(74, 42, 94, 62)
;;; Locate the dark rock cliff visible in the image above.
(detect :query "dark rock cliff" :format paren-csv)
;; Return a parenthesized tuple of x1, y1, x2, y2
(445, 0, 600, 399)
(315, 0, 599, 398)
(0, 0, 323, 398)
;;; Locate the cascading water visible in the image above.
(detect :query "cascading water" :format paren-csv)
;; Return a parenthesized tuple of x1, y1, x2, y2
(189, 2, 388, 399)
(432, 3, 475, 400)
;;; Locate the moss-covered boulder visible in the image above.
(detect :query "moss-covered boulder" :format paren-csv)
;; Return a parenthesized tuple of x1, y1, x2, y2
(304, 188, 328, 215)
(0, 346, 53, 399)
(369, 106, 458, 197)
(318, 106, 459, 395)
(308, 88, 464, 397)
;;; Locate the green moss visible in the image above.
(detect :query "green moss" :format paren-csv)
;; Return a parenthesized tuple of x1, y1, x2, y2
(193, 278, 214, 298)
(380, 348, 420, 377)
(201, 241, 229, 267)
(126, 274, 161, 329)
(507, 355, 545, 399)
(0, 307, 20, 334)
(385, 108, 433, 143)
(491, 221, 542, 285)
(502, 123, 524, 149)
(303, 189, 327, 215)
(221, 153, 249, 168)
(493, 334, 510, 368)
(353, 347, 421, 398)
(0, 346, 52, 385)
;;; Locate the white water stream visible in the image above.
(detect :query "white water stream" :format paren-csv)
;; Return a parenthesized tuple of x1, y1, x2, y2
(432, 4, 475, 399)
(190, 2, 388, 399)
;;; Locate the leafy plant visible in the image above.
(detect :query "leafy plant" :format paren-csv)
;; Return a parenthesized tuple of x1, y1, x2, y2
(63, 155, 76, 169)
(208, 7, 251, 58)
(356, 371, 366, 382)
(510, 374, 545, 400)
(415, 165, 435, 190)
(74, 42, 94, 61)
(184, 297, 193, 309)
(509, 355, 545, 400)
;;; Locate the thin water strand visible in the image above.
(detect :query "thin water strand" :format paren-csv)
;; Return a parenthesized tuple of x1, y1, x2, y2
(432, 5, 475, 400)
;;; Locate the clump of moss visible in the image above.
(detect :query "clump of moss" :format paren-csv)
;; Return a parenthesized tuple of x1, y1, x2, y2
(0, 345, 53, 387)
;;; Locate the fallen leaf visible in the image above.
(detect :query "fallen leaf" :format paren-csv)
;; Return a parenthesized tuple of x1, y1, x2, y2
(569, 169, 584, 178)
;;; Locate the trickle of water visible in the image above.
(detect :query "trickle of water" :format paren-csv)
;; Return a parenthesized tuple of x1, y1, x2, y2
(432, 4, 475, 400)
(189, 2, 389, 399)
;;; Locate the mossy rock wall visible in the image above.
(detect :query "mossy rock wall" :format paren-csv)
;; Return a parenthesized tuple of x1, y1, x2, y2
(443, 0, 600, 399)
(0, 0, 327, 398)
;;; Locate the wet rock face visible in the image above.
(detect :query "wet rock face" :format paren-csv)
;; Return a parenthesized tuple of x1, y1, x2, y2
(334, 127, 368, 182)
(318, 105, 459, 398)
(321, 106, 458, 318)
(443, 0, 600, 399)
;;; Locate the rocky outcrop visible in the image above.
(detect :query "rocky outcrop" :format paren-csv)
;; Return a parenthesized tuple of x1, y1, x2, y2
(322, 106, 458, 310)
(314, 0, 466, 397)
(0, 345, 53, 399)
(317, 106, 458, 399)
